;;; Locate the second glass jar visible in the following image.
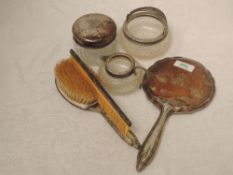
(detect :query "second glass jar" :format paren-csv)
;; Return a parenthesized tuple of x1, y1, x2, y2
(120, 7, 171, 59)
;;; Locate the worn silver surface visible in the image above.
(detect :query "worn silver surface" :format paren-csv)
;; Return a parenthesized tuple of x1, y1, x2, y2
(137, 57, 215, 171)
(72, 13, 117, 48)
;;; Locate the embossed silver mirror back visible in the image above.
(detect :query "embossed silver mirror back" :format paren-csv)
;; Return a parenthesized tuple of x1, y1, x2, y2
(142, 57, 215, 113)
(72, 13, 117, 48)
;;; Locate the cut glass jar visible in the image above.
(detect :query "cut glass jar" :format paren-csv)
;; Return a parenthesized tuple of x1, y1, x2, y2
(120, 7, 171, 59)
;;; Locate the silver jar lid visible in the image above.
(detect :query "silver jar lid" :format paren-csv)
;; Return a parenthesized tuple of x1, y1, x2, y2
(72, 13, 117, 48)
(123, 7, 168, 45)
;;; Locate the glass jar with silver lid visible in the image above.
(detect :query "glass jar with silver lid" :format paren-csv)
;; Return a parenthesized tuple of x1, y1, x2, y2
(120, 7, 171, 59)
(72, 13, 117, 66)
(98, 52, 145, 94)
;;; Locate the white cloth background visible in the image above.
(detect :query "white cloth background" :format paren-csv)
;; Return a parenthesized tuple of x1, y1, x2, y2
(0, 0, 233, 174)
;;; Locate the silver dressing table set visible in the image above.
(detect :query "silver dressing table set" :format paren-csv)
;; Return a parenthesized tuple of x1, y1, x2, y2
(70, 6, 215, 172)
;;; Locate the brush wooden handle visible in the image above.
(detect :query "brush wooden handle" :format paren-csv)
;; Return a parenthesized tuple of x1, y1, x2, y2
(70, 50, 132, 136)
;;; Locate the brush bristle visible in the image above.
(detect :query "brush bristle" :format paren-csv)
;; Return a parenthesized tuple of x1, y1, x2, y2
(54, 58, 97, 106)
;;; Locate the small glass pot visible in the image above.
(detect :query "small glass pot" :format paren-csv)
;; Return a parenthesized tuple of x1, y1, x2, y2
(72, 13, 117, 66)
(120, 7, 171, 59)
(98, 52, 145, 94)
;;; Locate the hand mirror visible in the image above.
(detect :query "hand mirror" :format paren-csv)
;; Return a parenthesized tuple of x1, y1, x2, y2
(137, 57, 215, 171)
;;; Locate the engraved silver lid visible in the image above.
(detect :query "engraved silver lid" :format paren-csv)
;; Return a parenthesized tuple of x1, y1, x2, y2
(72, 13, 117, 48)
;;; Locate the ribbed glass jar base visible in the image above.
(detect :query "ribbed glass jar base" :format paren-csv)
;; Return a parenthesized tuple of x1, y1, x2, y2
(119, 28, 171, 59)
(73, 40, 116, 67)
